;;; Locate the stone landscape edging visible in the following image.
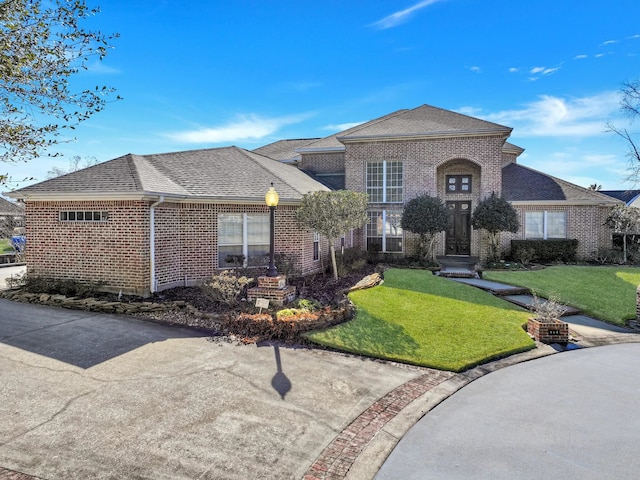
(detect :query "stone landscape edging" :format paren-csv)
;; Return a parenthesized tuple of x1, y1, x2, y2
(0, 289, 354, 336)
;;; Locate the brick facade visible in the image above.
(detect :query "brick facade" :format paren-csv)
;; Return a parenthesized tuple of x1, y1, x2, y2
(301, 134, 615, 261)
(24, 200, 326, 296)
(502, 204, 613, 260)
(340, 134, 510, 258)
(25, 200, 151, 296)
(298, 152, 345, 174)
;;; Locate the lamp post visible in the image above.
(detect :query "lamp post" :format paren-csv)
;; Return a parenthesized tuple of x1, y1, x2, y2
(265, 183, 279, 277)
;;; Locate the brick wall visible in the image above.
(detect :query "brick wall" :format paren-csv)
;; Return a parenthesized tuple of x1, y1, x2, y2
(152, 203, 326, 291)
(24, 200, 150, 295)
(343, 135, 506, 258)
(25, 200, 326, 297)
(298, 151, 345, 174)
(501, 204, 613, 260)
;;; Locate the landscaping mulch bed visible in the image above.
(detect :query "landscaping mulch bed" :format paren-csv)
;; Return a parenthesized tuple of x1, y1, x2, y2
(103, 265, 380, 343)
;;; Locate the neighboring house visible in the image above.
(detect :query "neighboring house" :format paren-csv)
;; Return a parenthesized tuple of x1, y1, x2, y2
(0, 197, 24, 235)
(600, 190, 640, 208)
(7, 147, 330, 296)
(6, 104, 621, 295)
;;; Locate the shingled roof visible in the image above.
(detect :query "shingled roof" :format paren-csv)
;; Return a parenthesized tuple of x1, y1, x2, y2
(297, 105, 513, 153)
(252, 138, 319, 163)
(0, 197, 24, 215)
(600, 190, 640, 205)
(502, 163, 621, 204)
(8, 146, 329, 203)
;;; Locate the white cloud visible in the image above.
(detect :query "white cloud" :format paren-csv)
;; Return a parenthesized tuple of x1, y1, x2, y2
(323, 122, 365, 132)
(457, 106, 482, 116)
(85, 60, 121, 75)
(601, 39, 617, 46)
(482, 92, 622, 137)
(468, 66, 481, 73)
(369, 0, 445, 30)
(530, 66, 560, 76)
(628, 34, 640, 39)
(167, 113, 312, 144)
(508, 67, 519, 73)
(574, 54, 588, 60)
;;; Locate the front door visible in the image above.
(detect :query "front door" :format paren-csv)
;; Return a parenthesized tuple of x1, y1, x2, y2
(446, 201, 471, 255)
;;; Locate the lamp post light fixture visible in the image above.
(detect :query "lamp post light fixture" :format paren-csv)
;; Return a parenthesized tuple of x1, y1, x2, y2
(265, 182, 279, 277)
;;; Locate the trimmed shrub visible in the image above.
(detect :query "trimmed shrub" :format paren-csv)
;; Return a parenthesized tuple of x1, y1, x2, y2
(10, 274, 103, 297)
(510, 239, 578, 263)
(336, 247, 367, 276)
(201, 270, 254, 306)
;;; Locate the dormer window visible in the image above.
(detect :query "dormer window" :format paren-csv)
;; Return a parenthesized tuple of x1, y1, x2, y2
(447, 175, 472, 193)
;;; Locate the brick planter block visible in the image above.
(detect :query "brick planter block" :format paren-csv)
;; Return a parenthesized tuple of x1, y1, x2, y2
(527, 317, 569, 344)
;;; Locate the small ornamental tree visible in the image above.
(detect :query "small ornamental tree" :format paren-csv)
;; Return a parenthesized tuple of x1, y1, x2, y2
(605, 204, 640, 263)
(296, 190, 368, 279)
(471, 193, 519, 262)
(400, 195, 449, 264)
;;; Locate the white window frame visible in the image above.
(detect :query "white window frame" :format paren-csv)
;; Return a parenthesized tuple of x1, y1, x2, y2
(366, 161, 403, 204)
(367, 209, 403, 253)
(218, 213, 269, 267)
(525, 211, 566, 239)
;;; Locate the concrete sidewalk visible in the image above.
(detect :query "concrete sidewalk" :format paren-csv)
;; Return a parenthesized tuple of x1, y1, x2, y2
(0, 265, 25, 291)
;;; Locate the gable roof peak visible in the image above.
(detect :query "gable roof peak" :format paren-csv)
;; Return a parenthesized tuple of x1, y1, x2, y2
(336, 104, 512, 142)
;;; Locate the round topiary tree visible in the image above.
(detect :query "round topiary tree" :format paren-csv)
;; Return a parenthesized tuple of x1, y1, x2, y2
(471, 193, 519, 262)
(400, 195, 449, 264)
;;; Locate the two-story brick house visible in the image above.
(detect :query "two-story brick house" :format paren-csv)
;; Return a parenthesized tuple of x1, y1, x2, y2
(7, 104, 620, 295)
(290, 104, 619, 260)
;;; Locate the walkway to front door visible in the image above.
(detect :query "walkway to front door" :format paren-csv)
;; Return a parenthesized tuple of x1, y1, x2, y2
(446, 201, 471, 255)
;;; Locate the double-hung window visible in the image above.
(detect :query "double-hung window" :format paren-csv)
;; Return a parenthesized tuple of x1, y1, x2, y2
(525, 211, 566, 239)
(365, 161, 404, 253)
(218, 213, 269, 267)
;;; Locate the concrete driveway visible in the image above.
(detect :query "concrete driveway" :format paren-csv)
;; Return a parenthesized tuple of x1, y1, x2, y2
(0, 298, 424, 479)
(377, 343, 640, 480)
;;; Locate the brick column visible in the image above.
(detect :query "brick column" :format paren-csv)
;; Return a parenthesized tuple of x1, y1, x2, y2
(247, 275, 296, 307)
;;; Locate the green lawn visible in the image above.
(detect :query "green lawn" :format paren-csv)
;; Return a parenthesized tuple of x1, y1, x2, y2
(305, 269, 534, 372)
(483, 266, 640, 326)
(0, 238, 13, 253)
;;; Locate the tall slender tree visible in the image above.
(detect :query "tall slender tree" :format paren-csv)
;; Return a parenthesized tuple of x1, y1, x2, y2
(607, 79, 640, 183)
(296, 190, 369, 279)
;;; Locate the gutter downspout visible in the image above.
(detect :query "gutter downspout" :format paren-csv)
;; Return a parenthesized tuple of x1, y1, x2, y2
(150, 196, 165, 294)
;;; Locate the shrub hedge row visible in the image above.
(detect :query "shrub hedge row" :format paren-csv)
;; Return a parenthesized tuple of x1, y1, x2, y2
(510, 239, 578, 263)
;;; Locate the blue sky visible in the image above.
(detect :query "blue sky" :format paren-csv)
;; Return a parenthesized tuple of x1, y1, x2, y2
(5, 0, 640, 190)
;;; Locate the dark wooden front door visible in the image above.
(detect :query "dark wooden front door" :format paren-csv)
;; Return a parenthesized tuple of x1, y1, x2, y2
(446, 201, 471, 255)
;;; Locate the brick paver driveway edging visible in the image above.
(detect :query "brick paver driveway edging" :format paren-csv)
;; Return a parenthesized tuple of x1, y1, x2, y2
(0, 467, 39, 480)
(303, 370, 455, 480)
